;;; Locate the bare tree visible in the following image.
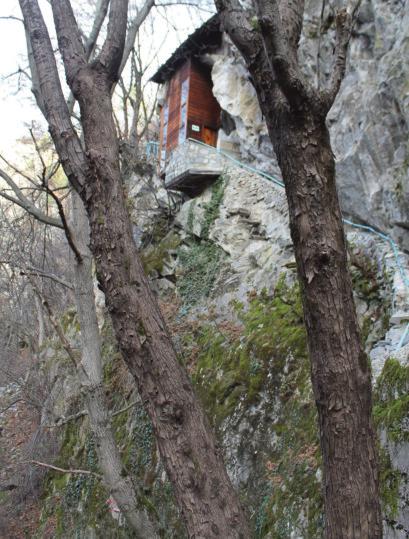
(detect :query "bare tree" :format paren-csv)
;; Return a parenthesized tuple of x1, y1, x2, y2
(214, 1, 381, 537)
(0, 151, 157, 534)
(18, 1, 250, 537)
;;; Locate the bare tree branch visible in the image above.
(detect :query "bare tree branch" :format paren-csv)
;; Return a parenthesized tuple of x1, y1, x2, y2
(28, 460, 102, 478)
(0, 168, 63, 229)
(28, 277, 79, 369)
(319, 8, 352, 110)
(20, 266, 73, 290)
(84, 0, 111, 59)
(28, 128, 83, 263)
(254, 0, 309, 107)
(118, 0, 155, 76)
(0, 15, 23, 23)
(98, 0, 129, 82)
(18, 0, 87, 193)
(51, 0, 87, 88)
(43, 399, 139, 428)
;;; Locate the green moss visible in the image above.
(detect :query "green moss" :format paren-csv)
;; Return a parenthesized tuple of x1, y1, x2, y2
(201, 177, 225, 240)
(60, 308, 79, 332)
(350, 257, 381, 303)
(379, 446, 401, 519)
(192, 276, 308, 425)
(177, 241, 224, 306)
(141, 232, 180, 276)
(373, 357, 409, 442)
(187, 199, 196, 233)
(189, 276, 323, 536)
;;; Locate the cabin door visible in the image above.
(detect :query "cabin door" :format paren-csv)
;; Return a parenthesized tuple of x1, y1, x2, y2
(203, 127, 217, 147)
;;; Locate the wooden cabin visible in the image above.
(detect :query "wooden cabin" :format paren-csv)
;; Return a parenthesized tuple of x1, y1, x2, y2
(159, 58, 221, 164)
(151, 15, 223, 183)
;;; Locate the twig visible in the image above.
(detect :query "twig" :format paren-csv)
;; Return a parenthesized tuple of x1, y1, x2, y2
(43, 400, 139, 427)
(43, 409, 88, 428)
(29, 128, 82, 263)
(0, 398, 25, 414)
(28, 460, 102, 478)
(112, 400, 139, 418)
(20, 266, 73, 290)
(27, 277, 79, 369)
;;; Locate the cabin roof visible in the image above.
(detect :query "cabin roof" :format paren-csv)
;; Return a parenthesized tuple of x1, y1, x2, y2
(151, 14, 221, 84)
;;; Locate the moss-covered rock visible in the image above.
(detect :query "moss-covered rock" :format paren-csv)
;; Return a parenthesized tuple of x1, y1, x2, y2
(187, 276, 324, 537)
(373, 357, 409, 443)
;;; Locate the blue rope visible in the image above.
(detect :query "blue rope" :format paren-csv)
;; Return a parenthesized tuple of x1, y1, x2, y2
(185, 138, 409, 350)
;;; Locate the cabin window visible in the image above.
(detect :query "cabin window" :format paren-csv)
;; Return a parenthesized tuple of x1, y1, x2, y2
(178, 78, 189, 144)
(160, 102, 169, 166)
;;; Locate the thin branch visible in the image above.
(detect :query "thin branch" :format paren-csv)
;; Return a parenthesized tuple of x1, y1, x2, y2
(117, 0, 155, 76)
(0, 153, 38, 187)
(28, 460, 102, 478)
(0, 15, 23, 23)
(43, 399, 139, 428)
(43, 409, 88, 428)
(316, 0, 326, 89)
(112, 399, 138, 418)
(84, 0, 111, 59)
(28, 277, 79, 369)
(0, 167, 63, 229)
(20, 266, 73, 290)
(29, 129, 83, 262)
(0, 398, 25, 414)
(18, 0, 87, 193)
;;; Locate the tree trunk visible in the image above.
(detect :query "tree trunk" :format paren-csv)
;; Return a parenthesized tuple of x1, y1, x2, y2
(216, 2, 383, 533)
(70, 191, 157, 536)
(267, 109, 382, 538)
(73, 66, 250, 539)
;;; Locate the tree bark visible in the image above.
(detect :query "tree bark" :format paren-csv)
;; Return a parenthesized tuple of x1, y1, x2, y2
(216, 1, 382, 536)
(272, 111, 381, 538)
(19, 0, 251, 536)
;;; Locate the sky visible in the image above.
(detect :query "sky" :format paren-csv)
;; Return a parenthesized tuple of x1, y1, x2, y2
(0, 0, 46, 154)
(0, 0, 213, 159)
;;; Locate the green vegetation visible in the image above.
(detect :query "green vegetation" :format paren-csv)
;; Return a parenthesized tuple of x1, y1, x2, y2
(177, 241, 224, 305)
(177, 177, 226, 306)
(350, 251, 382, 303)
(379, 446, 401, 520)
(190, 276, 324, 537)
(141, 232, 180, 276)
(372, 357, 409, 521)
(373, 357, 409, 442)
(192, 276, 307, 424)
(201, 177, 225, 239)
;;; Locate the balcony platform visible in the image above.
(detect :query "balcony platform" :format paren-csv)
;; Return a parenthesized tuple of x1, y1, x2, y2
(164, 139, 227, 193)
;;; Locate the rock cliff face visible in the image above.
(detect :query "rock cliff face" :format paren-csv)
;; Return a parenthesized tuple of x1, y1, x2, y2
(150, 161, 408, 537)
(209, 0, 409, 248)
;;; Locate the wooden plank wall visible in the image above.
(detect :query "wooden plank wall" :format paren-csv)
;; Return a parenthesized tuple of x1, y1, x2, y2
(159, 58, 221, 160)
(187, 60, 220, 144)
